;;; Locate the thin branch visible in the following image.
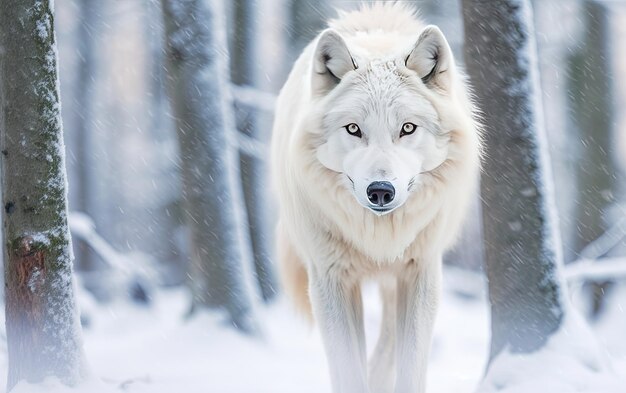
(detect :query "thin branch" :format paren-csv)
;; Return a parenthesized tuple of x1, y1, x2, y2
(68, 212, 131, 273)
(231, 84, 277, 113)
(235, 132, 268, 159)
(565, 257, 626, 281)
(579, 217, 626, 260)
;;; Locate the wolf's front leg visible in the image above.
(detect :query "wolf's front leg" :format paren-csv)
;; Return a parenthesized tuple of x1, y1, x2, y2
(309, 264, 368, 393)
(394, 259, 442, 393)
(369, 279, 397, 393)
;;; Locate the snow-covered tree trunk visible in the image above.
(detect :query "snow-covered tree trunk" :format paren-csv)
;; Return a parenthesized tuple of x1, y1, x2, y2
(532, 0, 584, 264)
(72, 0, 99, 276)
(571, 0, 615, 253)
(288, 0, 333, 60)
(462, 0, 567, 360)
(141, 0, 185, 284)
(422, 0, 485, 273)
(231, 0, 278, 302)
(161, 0, 258, 333)
(0, 0, 86, 390)
(569, 1, 616, 317)
(254, 0, 290, 92)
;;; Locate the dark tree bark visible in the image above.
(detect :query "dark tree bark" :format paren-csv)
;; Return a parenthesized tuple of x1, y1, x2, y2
(0, 0, 86, 390)
(161, 0, 258, 333)
(231, 0, 278, 302)
(462, 0, 566, 361)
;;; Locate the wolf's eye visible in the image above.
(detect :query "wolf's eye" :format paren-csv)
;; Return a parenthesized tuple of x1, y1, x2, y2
(400, 122, 417, 137)
(344, 123, 362, 138)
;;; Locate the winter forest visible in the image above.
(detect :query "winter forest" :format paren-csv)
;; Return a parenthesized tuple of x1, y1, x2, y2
(1, 0, 626, 392)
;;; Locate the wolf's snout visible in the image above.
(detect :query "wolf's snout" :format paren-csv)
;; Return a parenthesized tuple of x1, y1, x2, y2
(366, 181, 395, 206)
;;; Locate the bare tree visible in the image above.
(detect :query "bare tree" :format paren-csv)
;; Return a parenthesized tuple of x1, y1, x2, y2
(288, 0, 333, 61)
(73, 0, 99, 221)
(161, 0, 258, 333)
(0, 0, 86, 390)
(569, 0, 617, 317)
(230, 0, 278, 302)
(71, 0, 100, 290)
(141, 0, 185, 285)
(462, 0, 567, 361)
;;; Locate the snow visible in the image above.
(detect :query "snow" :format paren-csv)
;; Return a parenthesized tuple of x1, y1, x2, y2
(480, 351, 620, 393)
(479, 283, 626, 393)
(4, 266, 625, 393)
(27, 269, 43, 293)
(480, 312, 621, 393)
(33, 1, 52, 42)
(2, 267, 485, 393)
(29, 232, 52, 246)
(35, 17, 50, 41)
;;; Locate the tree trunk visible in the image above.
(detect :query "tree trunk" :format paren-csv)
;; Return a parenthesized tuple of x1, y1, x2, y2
(231, 0, 278, 302)
(462, 0, 566, 361)
(161, 0, 258, 333)
(569, 0, 616, 317)
(532, 0, 584, 264)
(72, 0, 100, 285)
(288, 0, 333, 61)
(254, 0, 290, 92)
(0, 0, 86, 390)
(141, 0, 185, 285)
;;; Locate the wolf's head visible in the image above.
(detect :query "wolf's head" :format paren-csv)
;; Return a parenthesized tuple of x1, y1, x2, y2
(309, 26, 458, 216)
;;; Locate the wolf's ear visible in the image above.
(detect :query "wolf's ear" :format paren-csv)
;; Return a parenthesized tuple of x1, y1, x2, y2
(406, 26, 452, 92)
(312, 29, 357, 95)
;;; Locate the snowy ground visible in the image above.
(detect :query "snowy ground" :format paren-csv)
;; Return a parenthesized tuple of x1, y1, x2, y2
(3, 267, 626, 393)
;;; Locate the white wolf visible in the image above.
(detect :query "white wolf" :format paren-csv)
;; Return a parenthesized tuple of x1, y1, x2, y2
(270, 3, 481, 392)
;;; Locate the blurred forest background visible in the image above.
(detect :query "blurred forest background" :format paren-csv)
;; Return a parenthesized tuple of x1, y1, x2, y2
(1, 0, 626, 392)
(42, 0, 626, 318)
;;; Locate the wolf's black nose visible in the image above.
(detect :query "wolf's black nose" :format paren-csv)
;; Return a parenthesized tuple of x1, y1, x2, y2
(367, 181, 395, 207)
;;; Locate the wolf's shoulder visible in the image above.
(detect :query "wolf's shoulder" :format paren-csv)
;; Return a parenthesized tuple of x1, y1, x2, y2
(329, 2, 424, 36)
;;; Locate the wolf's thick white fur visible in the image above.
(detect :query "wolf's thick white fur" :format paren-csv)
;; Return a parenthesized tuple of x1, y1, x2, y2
(271, 3, 481, 393)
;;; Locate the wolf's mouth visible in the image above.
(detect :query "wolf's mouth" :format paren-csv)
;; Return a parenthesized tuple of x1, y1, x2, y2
(369, 206, 393, 215)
